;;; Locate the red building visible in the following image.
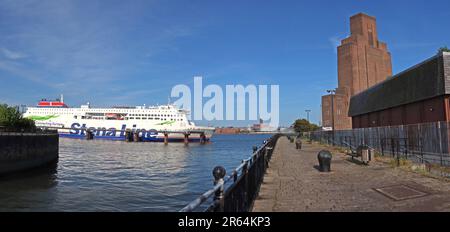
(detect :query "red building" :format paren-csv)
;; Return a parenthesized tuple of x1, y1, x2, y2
(322, 13, 393, 130)
(349, 52, 450, 128)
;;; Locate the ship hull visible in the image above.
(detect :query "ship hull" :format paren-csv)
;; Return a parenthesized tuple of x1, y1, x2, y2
(23, 103, 215, 143)
(58, 130, 212, 143)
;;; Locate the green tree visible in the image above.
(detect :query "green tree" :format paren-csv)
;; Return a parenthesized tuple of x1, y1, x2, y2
(0, 104, 36, 131)
(438, 46, 450, 53)
(292, 119, 320, 133)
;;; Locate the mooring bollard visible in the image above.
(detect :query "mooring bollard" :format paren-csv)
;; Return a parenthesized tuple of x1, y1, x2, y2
(296, 138, 302, 150)
(164, 132, 169, 145)
(85, 130, 94, 140)
(212, 166, 226, 212)
(125, 130, 132, 142)
(133, 132, 140, 142)
(317, 150, 332, 172)
(200, 133, 207, 144)
(184, 133, 190, 146)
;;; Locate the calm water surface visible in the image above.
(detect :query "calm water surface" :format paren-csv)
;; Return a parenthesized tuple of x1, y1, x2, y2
(0, 134, 271, 212)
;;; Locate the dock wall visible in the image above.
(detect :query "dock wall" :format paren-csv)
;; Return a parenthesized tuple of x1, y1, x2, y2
(0, 132, 59, 175)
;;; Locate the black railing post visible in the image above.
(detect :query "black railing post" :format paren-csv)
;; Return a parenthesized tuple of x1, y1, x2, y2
(404, 139, 408, 160)
(265, 147, 273, 171)
(180, 134, 282, 212)
(253, 146, 258, 154)
(242, 160, 249, 211)
(420, 138, 424, 164)
(391, 138, 395, 158)
(212, 166, 226, 212)
(349, 137, 352, 151)
(395, 139, 400, 167)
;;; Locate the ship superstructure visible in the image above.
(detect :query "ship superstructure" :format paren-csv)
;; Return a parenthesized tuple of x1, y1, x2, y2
(23, 96, 214, 142)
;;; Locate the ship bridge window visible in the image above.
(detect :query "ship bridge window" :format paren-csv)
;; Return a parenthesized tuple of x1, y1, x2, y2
(130, 117, 134, 119)
(142, 117, 147, 120)
(136, 117, 141, 120)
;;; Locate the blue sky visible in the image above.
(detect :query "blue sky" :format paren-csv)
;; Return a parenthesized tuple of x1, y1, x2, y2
(1, 0, 449, 127)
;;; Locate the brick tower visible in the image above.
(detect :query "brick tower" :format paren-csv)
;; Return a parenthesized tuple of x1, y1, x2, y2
(322, 13, 393, 131)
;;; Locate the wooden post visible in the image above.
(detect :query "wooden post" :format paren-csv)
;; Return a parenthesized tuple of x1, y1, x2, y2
(125, 130, 131, 142)
(200, 133, 206, 144)
(133, 132, 140, 142)
(86, 130, 93, 140)
(184, 133, 189, 145)
(164, 133, 169, 145)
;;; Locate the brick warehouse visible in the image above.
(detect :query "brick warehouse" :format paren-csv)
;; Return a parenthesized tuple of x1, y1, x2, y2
(349, 52, 450, 128)
(322, 13, 393, 130)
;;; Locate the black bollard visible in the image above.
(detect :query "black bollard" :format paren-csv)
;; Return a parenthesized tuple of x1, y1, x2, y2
(317, 150, 332, 172)
(213, 166, 226, 182)
(212, 166, 226, 212)
(296, 138, 302, 150)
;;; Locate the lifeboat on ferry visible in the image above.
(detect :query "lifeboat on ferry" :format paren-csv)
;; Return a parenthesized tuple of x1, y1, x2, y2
(38, 99, 68, 108)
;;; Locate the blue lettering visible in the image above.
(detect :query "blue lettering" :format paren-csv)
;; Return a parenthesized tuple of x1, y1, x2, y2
(96, 127, 106, 136)
(146, 129, 158, 138)
(80, 124, 87, 135)
(88, 127, 96, 135)
(119, 125, 127, 137)
(139, 129, 145, 138)
(70, 123, 81, 134)
(106, 128, 116, 137)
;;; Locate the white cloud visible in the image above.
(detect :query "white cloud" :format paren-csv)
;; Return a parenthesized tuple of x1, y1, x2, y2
(0, 0, 201, 103)
(1, 47, 27, 59)
(328, 36, 342, 54)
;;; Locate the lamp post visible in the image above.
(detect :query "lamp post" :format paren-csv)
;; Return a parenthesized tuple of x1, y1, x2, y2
(327, 89, 336, 145)
(305, 110, 311, 123)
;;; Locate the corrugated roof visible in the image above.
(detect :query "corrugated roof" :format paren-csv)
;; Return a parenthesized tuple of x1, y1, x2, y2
(349, 52, 449, 117)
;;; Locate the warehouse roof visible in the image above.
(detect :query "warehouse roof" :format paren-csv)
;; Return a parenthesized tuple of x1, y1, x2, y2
(349, 52, 450, 117)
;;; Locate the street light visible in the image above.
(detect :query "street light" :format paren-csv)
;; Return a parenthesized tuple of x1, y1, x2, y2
(326, 90, 336, 130)
(326, 89, 336, 145)
(305, 110, 311, 123)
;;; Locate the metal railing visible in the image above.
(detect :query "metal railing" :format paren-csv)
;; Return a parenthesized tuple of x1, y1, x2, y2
(180, 134, 281, 212)
(310, 122, 450, 167)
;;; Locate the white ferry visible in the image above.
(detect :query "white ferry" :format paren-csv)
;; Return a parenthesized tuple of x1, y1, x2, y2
(23, 96, 214, 142)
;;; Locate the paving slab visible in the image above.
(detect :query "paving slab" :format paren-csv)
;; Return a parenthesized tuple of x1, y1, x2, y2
(252, 137, 450, 212)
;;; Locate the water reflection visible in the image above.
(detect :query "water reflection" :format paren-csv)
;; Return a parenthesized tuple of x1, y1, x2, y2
(0, 134, 271, 211)
(0, 160, 58, 211)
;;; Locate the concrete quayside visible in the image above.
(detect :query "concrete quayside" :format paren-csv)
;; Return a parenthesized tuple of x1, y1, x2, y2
(252, 137, 450, 212)
(0, 131, 59, 176)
